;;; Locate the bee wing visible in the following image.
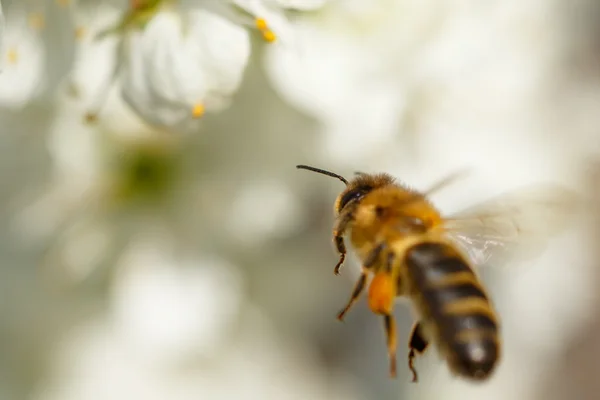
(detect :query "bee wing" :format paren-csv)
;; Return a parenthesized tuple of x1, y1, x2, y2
(441, 184, 580, 268)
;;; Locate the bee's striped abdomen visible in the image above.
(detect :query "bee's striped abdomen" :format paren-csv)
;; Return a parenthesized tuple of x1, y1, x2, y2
(405, 242, 500, 380)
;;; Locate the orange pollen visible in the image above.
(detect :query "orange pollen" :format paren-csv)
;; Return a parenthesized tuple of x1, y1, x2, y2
(368, 272, 395, 315)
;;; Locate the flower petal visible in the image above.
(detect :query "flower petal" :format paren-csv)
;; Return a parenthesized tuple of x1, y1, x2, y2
(121, 8, 250, 131)
(0, 3, 44, 108)
(0, 0, 4, 73)
(267, 0, 328, 10)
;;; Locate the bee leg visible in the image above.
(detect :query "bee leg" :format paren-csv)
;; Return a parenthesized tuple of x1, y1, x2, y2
(408, 322, 429, 383)
(332, 234, 346, 276)
(384, 313, 398, 378)
(332, 211, 354, 275)
(336, 270, 367, 321)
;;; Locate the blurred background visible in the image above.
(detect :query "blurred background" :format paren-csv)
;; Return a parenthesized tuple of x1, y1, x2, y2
(1, 0, 600, 399)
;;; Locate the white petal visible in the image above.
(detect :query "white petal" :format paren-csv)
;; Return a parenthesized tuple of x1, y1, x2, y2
(226, 180, 306, 247)
(121, 8, 250, 131)
(0, 0, 4, 72)
(65, 3, 121, 107)
(0, 4, 45, 108)
(111, 238, 243, 363)
(264, 23, 372, 121)
(266, 0, 329, 10)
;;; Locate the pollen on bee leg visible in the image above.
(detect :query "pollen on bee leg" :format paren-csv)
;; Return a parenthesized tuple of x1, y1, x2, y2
(368, 272, 395, 315)
(192, 103, 205, 118)
(255, 18, 277, 43)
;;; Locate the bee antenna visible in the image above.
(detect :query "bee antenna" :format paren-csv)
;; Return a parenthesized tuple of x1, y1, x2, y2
(296, 164, 348, 185)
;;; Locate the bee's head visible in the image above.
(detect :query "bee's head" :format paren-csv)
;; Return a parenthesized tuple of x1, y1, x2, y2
(296, 165, 395, 215)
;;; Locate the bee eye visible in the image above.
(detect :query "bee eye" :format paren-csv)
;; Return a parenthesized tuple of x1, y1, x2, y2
(338, 185, 372, 212)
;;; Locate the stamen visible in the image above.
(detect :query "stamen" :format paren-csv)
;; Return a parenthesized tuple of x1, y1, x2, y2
(75, 26, 86, 40)
(192, 103, 205, 118)
(84, 60, 121, 124)
(28, 13, 46, 30)
(7, 48, 19, 65)
(255, 18, 277, 43)
(255, 17, 268, 31)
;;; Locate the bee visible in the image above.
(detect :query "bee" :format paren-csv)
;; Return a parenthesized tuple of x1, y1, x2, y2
(296, 164, 577, 382)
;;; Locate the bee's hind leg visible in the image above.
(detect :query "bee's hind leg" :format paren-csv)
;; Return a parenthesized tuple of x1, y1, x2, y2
(384, 313, 398, 378)
(408, 322, 429, 383)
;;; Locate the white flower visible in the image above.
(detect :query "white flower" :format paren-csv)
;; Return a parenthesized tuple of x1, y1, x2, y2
(64, 1, 124, 122)
(120, 6, 251, 132)
(72, 0, 333, 131)
(263, 0, 446, 166)
(0, 0, 74, 109)
(0, 0, 4, 72)
(0, 3, 45, 107)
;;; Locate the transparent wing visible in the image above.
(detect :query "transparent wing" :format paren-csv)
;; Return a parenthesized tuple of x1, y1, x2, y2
(441, 184, 581, 268)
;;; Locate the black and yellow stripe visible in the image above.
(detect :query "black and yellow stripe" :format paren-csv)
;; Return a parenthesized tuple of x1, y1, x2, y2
(405, 242, 500, 380)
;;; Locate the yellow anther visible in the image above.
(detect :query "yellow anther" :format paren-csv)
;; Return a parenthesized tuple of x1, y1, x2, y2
(7, 48, 19, 64)
(255, 17, 277, 43)
(28, 13, 45, 30)
(192, 103, 205, 118)
(262, 30, 277, 43)
(75, 26, 86, 40)
(56, 0, 70, 6)
(255, 18, 268, 31)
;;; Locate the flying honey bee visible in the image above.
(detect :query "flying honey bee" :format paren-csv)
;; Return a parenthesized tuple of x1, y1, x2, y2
(296, 164, 578, 382)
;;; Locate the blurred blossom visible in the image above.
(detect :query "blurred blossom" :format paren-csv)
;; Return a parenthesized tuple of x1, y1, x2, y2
(111, 237, 243, 364)
(263, 1, 566, 169)
(263, 0, 446, 166)
(0, 0, 4, 72)
(226, 179, 306, 247)
(10, 89, 195, 282)
(0, 3, 44, 107)
(0, 0, 74, 109)
(65, 1, 123, 121)
(36, 304, 364, 400)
